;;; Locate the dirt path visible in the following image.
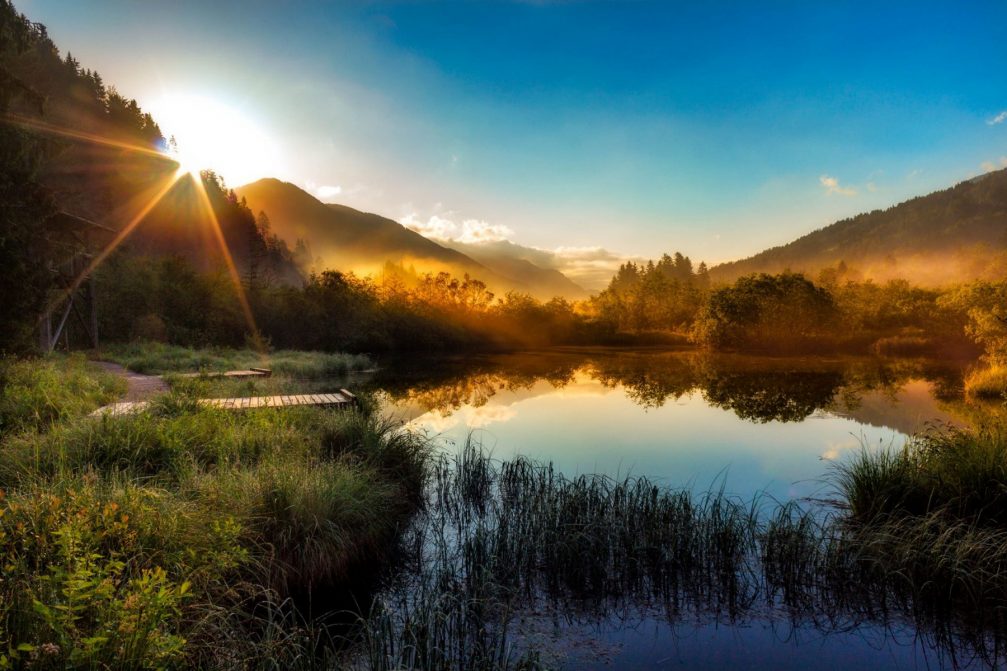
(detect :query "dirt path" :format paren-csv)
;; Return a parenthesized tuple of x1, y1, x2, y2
(90, 361, 168, 401)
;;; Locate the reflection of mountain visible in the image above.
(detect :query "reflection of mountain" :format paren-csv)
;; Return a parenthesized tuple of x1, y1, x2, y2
(371, 350, 969, 427)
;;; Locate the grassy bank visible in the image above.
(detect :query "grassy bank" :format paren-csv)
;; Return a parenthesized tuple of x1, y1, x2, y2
(964, 363, 1007, 399)
(102, 342, 373, 377)
(0, 356, 427, 668)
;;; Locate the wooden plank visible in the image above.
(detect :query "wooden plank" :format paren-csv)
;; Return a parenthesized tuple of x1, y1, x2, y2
(92, 388, 357, 415)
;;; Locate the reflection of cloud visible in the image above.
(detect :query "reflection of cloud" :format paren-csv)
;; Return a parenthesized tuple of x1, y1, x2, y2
(400, 213, 514, 243)
(468, 405, 518, 428)
(409, 411, 459, 434)
(819, 174, 856, 197)
(821, 437, 862, 461)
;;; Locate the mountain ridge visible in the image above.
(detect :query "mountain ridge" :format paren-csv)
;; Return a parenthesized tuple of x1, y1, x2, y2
(236, 178, 587, 299)
(710, 169, 1007, 285)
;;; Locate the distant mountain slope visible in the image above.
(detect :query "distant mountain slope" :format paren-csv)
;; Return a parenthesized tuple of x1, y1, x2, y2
(711, 169, 1007, 285)
(440, 240, 589, 300)
(236, 178, 586, 298)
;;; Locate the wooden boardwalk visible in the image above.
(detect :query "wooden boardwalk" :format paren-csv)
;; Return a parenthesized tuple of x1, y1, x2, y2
(173, 368, 272, 380)
(92, 390, 356, 417)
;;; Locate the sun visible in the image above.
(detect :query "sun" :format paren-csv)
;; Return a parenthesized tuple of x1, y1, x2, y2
(148, 93, 282, 186)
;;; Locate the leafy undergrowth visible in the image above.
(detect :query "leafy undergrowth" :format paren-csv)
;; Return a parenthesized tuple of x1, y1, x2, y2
(0, 357, 427, 669)
(103, 342, 373, 377)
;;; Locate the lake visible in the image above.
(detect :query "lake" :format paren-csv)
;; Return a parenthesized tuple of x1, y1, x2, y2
(354, 349, 998, 670)
(370, 349, 970, 502)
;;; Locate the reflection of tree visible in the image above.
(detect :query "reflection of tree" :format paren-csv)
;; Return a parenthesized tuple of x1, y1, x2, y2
(701, 370, 844, 422)
(368, 350, 968, 425)
(589, 355, 696, 409)
(370, 353, 580, 412)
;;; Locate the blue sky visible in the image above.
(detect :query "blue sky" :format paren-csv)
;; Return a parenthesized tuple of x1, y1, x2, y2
(20, 0, 1007, 271)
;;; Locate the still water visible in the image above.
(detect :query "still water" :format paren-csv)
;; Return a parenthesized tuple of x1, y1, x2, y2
(370, 349, 968, 502)
(356, 349, 994, 670)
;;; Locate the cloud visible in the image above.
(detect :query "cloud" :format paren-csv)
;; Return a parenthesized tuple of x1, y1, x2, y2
(305, 181, 343, 200)
(866, 181, 878, 192)
(988, 110, 1007, 125)
(819, 174, 857, 197)
(400, 213, 514, 244)
(981, 157, 1007, 173)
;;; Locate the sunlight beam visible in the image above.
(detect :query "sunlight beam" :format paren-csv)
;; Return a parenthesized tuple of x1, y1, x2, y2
(47, 171, 185, 314)
(3, 112, 173, 161)
(189, 173, 266, 356)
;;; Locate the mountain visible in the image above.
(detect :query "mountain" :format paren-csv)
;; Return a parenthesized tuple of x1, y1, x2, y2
(235, 178, 586, 299)
(711, 169, 1007, 285)
(439, 240, 589, 300)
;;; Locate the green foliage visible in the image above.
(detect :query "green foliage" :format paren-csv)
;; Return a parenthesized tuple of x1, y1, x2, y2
(591, 252, 708, 333)
(691, 273, 837, 350)
(0, 355, 429, 667)
(939, 280, 1007, 364)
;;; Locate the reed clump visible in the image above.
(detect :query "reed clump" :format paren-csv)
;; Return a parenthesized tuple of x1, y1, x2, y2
(835, 424, 1007, 611)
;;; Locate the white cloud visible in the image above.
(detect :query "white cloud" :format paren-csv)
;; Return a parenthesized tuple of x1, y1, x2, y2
(400, 213, 514, 244)
(305, 181, 343, 201)
(315, 185, 342, 199)
(866, 181, 878, 192)
(819, 174, 857, 197)
(988, 110, 1007, 125)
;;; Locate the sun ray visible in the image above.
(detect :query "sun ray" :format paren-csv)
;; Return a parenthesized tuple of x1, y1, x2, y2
(47, 170, 185, 314)
(189, 173, 266, 356)
(3, 112, 173, 161)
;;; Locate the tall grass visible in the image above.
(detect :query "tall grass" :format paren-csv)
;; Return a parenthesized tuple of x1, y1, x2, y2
(346, 441, 1007, 670)
(0, 354, 124, 436)
(0, 357, 429, 669)
(103, 342, 373, 377)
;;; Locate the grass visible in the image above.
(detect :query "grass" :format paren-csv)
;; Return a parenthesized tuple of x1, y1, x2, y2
(833, 424, 1007, 617)
(347, 441, 1007, 670)
(5, 351, 1007, 669)
(0, 355, 428, 669)
(964, 363, 1007, 399)
(0, 354, 124, 437)
(102, 342, 373, 377)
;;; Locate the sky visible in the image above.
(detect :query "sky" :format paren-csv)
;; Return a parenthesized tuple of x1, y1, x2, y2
(18, 0, 1007, 271)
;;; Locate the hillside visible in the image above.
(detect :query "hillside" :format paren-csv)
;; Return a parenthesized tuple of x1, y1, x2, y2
(440, 239, 589, 300)
(711, 169, 1007, 285)
(236, 178, 586, 299)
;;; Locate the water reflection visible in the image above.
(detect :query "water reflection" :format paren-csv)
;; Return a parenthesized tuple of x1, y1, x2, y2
(368, 350, 979, 501)
(371, 350, 966, 426)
